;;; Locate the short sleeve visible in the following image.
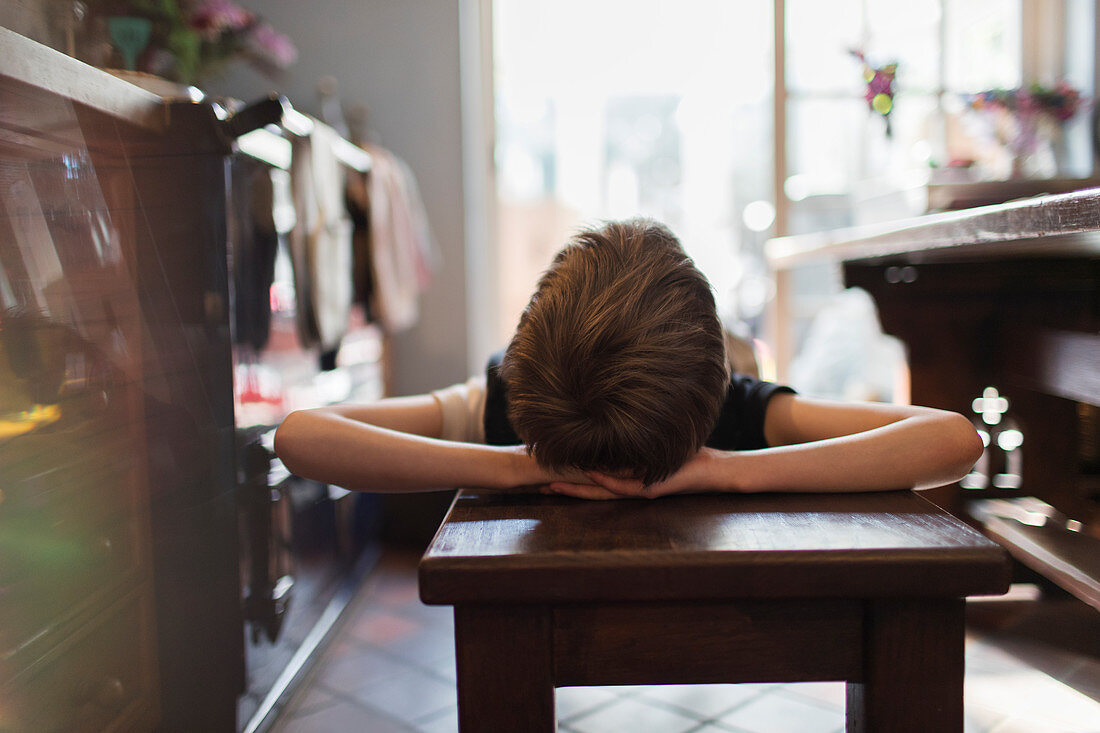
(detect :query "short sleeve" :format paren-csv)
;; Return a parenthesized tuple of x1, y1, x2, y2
(430, 375, 488, 443)
(706, 375, 795, 451)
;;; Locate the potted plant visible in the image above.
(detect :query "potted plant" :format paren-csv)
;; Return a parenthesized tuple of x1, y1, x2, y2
(90, 0, 296, 90)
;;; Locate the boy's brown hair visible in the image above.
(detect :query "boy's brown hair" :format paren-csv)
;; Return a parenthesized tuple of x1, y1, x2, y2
(500, 218, 729, 484)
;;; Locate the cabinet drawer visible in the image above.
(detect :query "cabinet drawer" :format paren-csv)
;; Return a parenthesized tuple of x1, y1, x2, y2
(1, 591, 158, 732)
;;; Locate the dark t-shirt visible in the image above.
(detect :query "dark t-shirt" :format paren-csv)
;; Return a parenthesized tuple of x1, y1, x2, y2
(483, 352, 794, 450)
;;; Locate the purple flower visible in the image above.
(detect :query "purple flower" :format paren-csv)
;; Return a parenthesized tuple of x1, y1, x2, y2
(189, 0, 255, 40)
(247, 23, 298, 69)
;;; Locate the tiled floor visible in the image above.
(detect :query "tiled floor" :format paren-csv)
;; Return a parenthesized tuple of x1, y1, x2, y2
(270, 550, 1100, 733)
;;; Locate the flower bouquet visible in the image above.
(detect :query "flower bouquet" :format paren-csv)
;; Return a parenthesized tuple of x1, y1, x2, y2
(92, 0, 297, 86)
(964, 82, 1085, 177)
(850, 49, 898, 137)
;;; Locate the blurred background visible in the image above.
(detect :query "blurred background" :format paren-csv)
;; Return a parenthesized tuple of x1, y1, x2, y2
(3, 1, 1100, 731)
(203, 0, 1097, 393)
(37, 0, 1083, 397)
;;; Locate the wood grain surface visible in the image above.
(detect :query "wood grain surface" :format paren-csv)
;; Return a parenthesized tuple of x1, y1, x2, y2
(767, 186, 1100, 267)
(552, 599, 863, 686)
(454, 604, 555, 732)
(420, 490, 1011, 604)
(0, 26, 164, 131)
(846, 599, 965, 733)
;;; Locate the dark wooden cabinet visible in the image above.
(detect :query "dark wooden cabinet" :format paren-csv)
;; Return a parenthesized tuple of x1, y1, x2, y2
(842, 256, 1098, 516)
(769, 189, 1100, 610)
(1, 29, 242, 730)
(2, 29, 383, 731)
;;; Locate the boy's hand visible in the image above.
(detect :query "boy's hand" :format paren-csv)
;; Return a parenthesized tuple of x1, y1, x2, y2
(537, 465, 627, 500)
(539, 481, 628, 500)
(543, 448, 721, 500)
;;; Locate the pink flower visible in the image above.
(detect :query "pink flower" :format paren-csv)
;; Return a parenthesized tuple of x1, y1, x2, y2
(246, 23, 298, 69)
(189, 0, 255, 40)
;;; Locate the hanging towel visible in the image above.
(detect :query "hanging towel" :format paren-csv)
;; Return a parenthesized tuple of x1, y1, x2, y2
(362, 145, 437, 333)
(289, 122, 354, 351)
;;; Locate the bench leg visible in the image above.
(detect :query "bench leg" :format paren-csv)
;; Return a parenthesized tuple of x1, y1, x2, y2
(846, 599, 965, 733)
(454, 604, 555, 732)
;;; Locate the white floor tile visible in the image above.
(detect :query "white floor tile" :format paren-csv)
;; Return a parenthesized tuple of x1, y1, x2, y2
(717, 691, 843, 733)
(568, 696, 702, 733)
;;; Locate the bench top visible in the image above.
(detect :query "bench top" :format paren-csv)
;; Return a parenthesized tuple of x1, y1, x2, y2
(419, 490, 1011, 604)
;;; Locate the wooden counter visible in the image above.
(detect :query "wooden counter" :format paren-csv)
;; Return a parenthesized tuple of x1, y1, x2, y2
(1, 27, 243, 730)
(767, 188, 1100, 610)
(768, 187, 1100, 267)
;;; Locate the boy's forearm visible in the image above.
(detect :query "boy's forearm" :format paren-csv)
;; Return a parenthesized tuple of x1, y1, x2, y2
(706, 413, 982, 494)
(274, 409, 546, 493)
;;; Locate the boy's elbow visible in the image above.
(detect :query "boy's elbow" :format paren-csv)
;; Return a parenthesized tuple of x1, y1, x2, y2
(273, 410, 309, 474)
(941, 411, 985, 482)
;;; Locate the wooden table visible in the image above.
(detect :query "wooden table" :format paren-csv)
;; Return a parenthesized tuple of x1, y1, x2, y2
(419, 489, 1010, 732)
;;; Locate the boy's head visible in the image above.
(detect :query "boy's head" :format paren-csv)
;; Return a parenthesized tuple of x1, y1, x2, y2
(500, 218, 729, 485)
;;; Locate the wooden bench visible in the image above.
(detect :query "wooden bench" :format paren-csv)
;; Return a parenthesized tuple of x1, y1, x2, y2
(419, 490, 1011, 732)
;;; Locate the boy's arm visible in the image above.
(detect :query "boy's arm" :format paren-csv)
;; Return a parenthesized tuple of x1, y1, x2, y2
(733, 394, 983, 492)
(273, 395, 551, 493)
(548, 394, 984, 499)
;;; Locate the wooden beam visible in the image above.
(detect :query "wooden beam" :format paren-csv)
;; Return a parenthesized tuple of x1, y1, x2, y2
(0, 26, 164, 132)
(553, 599, 862, 687)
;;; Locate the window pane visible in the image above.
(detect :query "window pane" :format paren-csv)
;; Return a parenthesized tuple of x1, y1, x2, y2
(865, 0, 942, 92)
(786, 98, 866, 193)
(494, 0, 774, 341)
(786, 0, 864, 94)
(884, 93, 941, 172)
(944, 0, 1022, 91)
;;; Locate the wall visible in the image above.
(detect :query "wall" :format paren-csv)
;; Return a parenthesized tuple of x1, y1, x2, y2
(208, 0, 470, 396)
(0, 1, 65, 49)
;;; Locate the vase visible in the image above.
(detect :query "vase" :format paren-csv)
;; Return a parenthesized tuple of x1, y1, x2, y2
(105, 16, 151, 71)
(1006, 112, 1060, 179)
(1008, 137, 1057, 180)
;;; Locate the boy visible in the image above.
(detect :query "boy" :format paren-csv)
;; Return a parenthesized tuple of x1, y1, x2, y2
(274, 219, 982, 499)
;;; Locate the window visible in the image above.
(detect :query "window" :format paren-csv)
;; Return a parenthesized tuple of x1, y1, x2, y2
(487, 1, 1086, 382)
(784, 0, 1024, 237)
(492, 0, 774, 347)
